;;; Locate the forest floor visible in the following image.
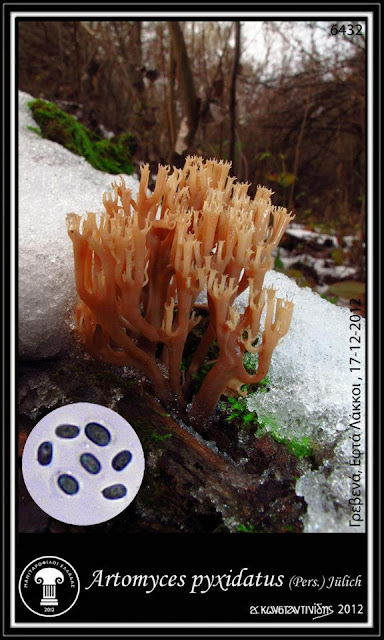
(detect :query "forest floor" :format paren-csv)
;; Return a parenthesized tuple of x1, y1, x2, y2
(18, 345, 309, 535)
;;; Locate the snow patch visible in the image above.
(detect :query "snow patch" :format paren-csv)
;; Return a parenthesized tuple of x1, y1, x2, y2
(241, 272, 366, 533)
(18, 91, 140, 358)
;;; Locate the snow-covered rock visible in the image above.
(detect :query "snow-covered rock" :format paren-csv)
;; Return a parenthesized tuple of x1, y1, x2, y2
(285, 224, 339, 248)
(18, 91, 140, 358)
(278, 250, 357, 282)
(280, 223, 360, 284)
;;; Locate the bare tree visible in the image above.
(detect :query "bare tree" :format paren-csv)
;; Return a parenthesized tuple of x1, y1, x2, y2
(18, 18, 365, 259)
(167, 21, 199, 160)
(229, 21, 241, 171)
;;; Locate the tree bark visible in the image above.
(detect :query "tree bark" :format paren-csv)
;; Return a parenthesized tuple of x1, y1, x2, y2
(288, 81, 311, 211)
(229, 21, 241, 171)
(167, 34, 177, 161)
(167, 21, 199, 160)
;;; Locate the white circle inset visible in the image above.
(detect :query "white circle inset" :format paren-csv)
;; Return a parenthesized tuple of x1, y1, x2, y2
(22, 402, 145, 526)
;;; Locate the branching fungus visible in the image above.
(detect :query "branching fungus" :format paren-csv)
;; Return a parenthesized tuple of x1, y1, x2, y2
(67, 156, 294, 423)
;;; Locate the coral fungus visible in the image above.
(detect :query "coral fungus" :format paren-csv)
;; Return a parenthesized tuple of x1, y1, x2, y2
(67, 156, 294, 423)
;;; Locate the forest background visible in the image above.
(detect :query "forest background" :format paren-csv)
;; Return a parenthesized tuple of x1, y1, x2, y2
(18, 20, 366, 296)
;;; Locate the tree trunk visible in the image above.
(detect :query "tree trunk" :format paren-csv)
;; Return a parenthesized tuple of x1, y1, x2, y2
(167, 21, 199, 161)
(288, 71, 312, 211)
(229, 21, 241, 171)
(167, 34, 177, 162)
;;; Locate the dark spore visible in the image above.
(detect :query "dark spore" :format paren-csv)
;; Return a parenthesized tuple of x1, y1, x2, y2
(112, 450, 132, 471)
(102, 484, 127, 500)
(58, 474, 79, 495)
(85, 422, 111, 446)
(55, 424, 80, 439)
(80, 452, 101, 474)
(37, 441, 53, 465)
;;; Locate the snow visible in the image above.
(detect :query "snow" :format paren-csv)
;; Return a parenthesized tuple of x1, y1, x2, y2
(278, 250, 357, 281)
(18, 90, 366, 533)
(18, 91, 140, 358)
(285, 225, 339, 248)
(239, 272, 366, 533)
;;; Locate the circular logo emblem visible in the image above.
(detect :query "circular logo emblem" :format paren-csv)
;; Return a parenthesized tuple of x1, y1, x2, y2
(18, 556, 80, 617)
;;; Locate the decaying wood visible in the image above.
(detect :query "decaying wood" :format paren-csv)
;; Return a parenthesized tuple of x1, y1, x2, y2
(18, 355, 306, 534)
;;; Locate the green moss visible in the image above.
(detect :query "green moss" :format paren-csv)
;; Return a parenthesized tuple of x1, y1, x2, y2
(192, 360, 216, 383)
(286, 268, 310, 288)
(280, 524, 295, 533)
(150, 431, 173, 442)
(220, 395, 257, 425)
(320, 293, 338, 305)
(27, 125, 42, 136)
(271, 432, 313, 458)
(28, 98, 135, 175)
(242, 351, 259, 375)
(257, 376, 271, 392)
(219, 363, 313, 459)
(257, 414, 313, 458)
(237, 523, 256, 533)
(326, 280, 365, 299)
(274, 248, 285, 272)
(219, 369, 271, 428)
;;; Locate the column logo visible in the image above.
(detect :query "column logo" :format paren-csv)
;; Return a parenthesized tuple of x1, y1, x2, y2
(18, 556, 80, 617)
